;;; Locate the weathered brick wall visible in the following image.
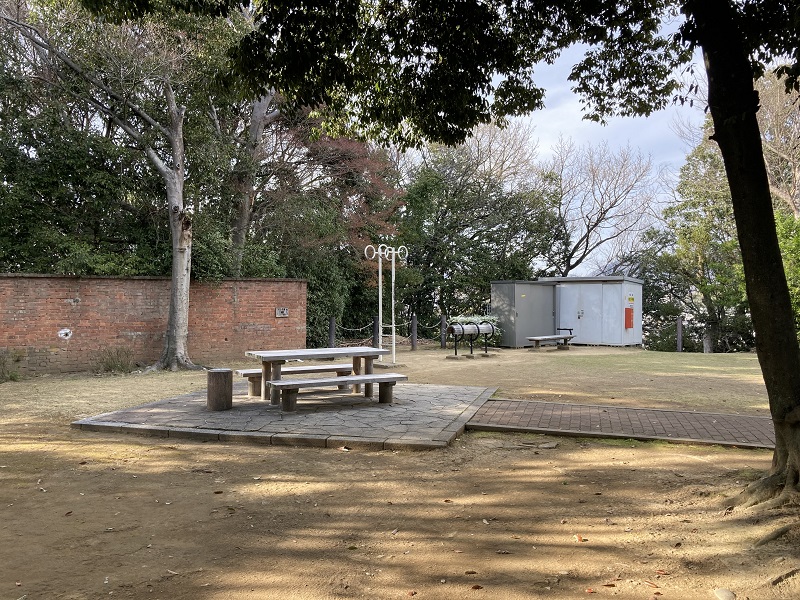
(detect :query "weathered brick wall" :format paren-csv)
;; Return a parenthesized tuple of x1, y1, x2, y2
(0, 275, 306, 375)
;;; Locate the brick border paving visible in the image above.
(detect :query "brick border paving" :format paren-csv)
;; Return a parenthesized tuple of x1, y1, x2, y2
(467, 399, 775, 449)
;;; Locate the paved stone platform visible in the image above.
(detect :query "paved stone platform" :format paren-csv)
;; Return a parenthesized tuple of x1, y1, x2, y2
(72, 384, 776, 451)
(71, 383, 495, 450)
(467, 399, 776, 449)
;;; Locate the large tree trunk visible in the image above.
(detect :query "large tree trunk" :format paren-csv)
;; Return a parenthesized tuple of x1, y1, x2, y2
(160, 178, 195, 370)
(685, 0, 800, 506)
(148, 82, 198, 371)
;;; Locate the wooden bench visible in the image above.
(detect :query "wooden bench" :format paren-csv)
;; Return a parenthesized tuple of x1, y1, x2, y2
(236, 363, 353, 397)
(269, 373, 408, 411)
(526, 334, 575, 350)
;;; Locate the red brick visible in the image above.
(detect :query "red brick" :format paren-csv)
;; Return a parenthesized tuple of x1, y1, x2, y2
(1, 275, 307, 374)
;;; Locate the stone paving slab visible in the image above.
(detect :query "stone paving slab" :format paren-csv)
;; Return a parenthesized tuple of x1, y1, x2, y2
(72, 383, 495, 450)
(468, 399, 776, 449)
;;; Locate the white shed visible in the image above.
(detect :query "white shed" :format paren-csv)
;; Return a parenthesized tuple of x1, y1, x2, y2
(491, 276, 643, 347)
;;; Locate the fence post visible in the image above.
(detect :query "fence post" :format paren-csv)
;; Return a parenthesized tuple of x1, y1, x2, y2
(372, 315, 380, 348)
(328, 317, 336, 348)
(676, 315, 683, 352)
(440, 315, 447, 349)
(411, 313, 418, 351)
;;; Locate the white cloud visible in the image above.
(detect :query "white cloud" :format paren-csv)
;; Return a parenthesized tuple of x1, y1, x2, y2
(522, 46, 705, 172)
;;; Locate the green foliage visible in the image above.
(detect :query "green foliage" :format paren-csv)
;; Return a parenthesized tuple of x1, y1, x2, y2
(0, 76, 172, 275)
(189, 213, 233, 282)
(622, 124, 753, 353)
(78, 1, 799, 146)
(396, 144, 560, 326)
(776, 213, 800, 342)
(667, 127, 751, 351)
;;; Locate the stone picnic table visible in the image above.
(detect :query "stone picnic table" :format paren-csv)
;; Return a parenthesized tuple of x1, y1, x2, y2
(245, 346, 390, 404)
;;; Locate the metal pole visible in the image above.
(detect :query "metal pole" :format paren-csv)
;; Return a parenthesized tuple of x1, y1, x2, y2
(365, 243, 406, 363)
(391, 249, 396, 364)
(328, 317, 336, 348)
(377, 246, 384, 360)
(372, 315, 380, 348)
(411, 313, 418, 351)
(677, 315, 683, 352)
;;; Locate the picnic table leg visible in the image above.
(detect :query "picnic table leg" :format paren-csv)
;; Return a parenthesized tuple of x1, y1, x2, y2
(337, 369, 349, 390)
(364, 357, 374, 398)
(260, 361, 272, 402)
(281, 388, 298, 412)
(352, 357, 362, 393)
(270, 361, 284, 405)
(378, 381, 395, 404)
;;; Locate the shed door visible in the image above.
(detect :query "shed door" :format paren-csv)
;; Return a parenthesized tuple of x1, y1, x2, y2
(517, 284, 555, 345)
(558, 283, 603, 344)
(556, 284, 578, 339)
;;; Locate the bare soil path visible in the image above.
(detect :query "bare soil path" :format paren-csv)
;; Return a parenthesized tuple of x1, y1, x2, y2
(2, 346, 797, 599)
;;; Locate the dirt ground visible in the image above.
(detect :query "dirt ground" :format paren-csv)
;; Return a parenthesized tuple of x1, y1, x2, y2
(2, 345, 798, 600)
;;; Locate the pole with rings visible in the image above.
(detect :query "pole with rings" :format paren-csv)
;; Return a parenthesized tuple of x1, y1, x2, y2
(364, 244, 408, 364)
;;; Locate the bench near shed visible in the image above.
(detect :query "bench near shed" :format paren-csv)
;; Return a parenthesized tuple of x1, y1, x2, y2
(236, 363, 353, 397)
(269, 373, 408, 411)
(526, 334, 575, 350)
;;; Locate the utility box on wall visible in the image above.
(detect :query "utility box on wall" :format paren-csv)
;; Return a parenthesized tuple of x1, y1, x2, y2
(491, 277, 643, 347)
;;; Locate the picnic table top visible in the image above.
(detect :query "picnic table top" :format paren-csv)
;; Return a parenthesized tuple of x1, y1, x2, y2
(246, 346, 389, 362)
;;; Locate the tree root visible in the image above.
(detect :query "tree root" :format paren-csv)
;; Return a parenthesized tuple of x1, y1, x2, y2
(144, 356, 205, 373)
(753, 524, 795, 547)
(735, 473, 786, 508)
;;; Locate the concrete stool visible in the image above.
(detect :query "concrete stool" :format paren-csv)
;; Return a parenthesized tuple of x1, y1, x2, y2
(207, 368, 233, 411)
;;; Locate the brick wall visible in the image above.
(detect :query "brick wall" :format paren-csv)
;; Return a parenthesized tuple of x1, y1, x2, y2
(0, 275, 306, 375)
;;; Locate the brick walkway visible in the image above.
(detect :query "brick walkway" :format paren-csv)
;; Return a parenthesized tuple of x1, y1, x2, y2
(467, 399, 775, 449)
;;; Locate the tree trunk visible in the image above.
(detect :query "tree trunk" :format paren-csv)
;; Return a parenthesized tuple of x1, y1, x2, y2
(148, 82, 198, 371)
(685, 0, 800, 506)
(230, 181, 255, 278)
(701, 295, 718, 353)
(229, 95, 279, 277)
(160, 178, 195, 370)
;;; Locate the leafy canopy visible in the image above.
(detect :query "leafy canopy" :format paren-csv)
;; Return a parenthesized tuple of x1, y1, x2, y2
(77, 1, 800, 149)
(78, 0, 696, 147)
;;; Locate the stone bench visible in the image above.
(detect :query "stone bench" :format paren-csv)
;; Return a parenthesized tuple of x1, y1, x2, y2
(269, 373, 408, 411)
(236, 363, 353, 397)
(526, 334, 575, 350)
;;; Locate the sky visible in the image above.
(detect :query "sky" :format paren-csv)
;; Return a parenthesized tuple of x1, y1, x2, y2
(522, 46, 706, 175)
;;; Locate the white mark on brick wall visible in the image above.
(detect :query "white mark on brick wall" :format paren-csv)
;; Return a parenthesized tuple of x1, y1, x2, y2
(58, 328, 73, 340)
